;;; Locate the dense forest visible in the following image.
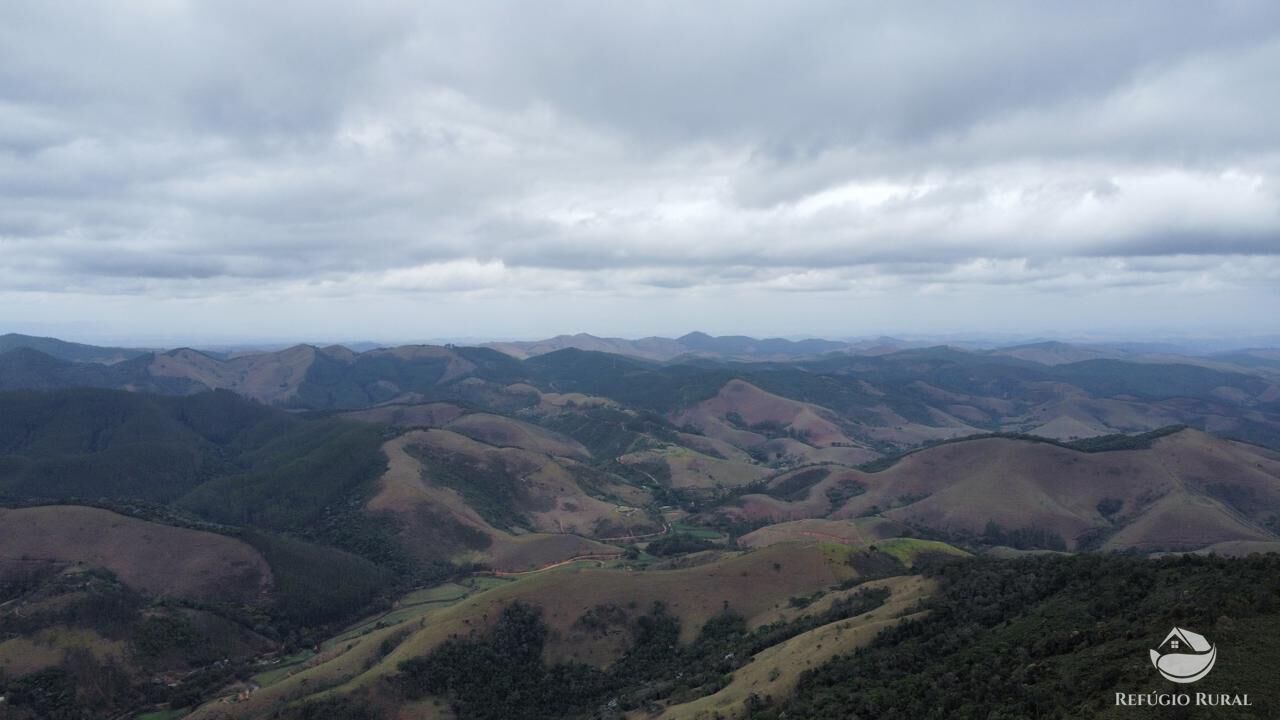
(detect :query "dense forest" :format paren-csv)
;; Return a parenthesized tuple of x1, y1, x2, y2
(773, 554, 1280, 720)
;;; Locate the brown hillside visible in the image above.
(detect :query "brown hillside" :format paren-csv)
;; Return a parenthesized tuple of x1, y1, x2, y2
(619, 447, 769, 489)
(367, 431, 649, 571)
(715, 430, 1280, 552)
(445, 413, 591, 460)
(838, 430, 1280, 551)
(185, 544, 870, 720)
(0, 506, 271, 603)
(674, 379, 858, 449)
(339, 402, 466, 427)
(657, 575, 935, 720)
(416, 547, 850, 668)
(148, 345, 320, 404)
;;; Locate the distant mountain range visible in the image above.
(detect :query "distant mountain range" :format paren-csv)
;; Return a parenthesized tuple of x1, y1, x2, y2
(481, 331, 853, 361)
(6, 329, 1280, 369)
(0, 332, 153, 364)
(484, 333, 1280, 373)
(3, 331, 1280, 451)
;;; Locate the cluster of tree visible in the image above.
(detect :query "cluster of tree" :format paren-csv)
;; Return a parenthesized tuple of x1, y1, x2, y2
(0, 388, 465, 715)
(238, 530, 393, 631)
(981, 521, 1069, 551)
(824, 478, 867, 509)
(0, 567, 139, 640)
(540, 406, 680, 460)
(2, 649, 138, 720)
(398, 602, 606, 720)
(644, 533, 717, 557)
(404, 446, 533, 531)
(762, 467, 831, 501)
(859, 425, 1191, 474)
(0, 388, 397, 559)
(770, 553, 1280, 719)
(178, 417, 389, 536)
(0, 567, 267, 718)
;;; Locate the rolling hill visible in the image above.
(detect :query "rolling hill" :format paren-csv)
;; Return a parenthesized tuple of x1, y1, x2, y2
(711, 428, 1280, 553)
(5, 335, 1280, 453)
(179, 541, 926, 719)
(0, 503, 393, 716)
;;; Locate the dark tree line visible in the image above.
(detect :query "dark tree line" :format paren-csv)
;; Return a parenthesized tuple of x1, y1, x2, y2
(770, 553, 1280, 720)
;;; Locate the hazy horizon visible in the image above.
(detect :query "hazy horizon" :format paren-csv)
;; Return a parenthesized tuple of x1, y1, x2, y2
(7, 326, 1280, 355)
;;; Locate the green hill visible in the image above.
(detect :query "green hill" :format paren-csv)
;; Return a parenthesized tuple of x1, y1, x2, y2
(0, 388, 392, 552)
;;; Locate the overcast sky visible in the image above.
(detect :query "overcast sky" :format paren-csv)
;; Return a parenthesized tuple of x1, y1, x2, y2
(2, 1, 1279, 345)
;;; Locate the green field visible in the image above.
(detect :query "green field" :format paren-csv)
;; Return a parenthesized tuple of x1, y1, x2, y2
(325, 576, 515, 650)
(252, 649, 315, 687)
(669, 522, 725, 540)
(874, 537, 971, 566)
(134, 710, 186, 720)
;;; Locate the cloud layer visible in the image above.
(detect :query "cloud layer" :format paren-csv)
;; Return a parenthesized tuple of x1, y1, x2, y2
(1, 1, 1278, 341)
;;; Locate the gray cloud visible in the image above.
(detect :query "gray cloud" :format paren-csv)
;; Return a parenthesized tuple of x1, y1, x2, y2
(0, 1, 1278, 340)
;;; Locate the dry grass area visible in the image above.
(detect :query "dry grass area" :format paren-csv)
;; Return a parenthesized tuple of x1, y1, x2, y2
(444, 413, 590, 460)
(855, 403, 980, 447)
(381, 543, 860, 673)
(367, 430, 637, 570)
(837, 376, 1230, 447)
(713, 466, 870, 525)
(197, 543, 872, 719)
(654, 575, 936, 720)
(739, 518, 865, 548)
(755, 438, 879, 467)
(674, 380, 857, 449)
(738, 518, 891, 549)
(484, 533, 620, 571)
(501, 383, 617, 413)
(675, 432, 755, 463)
(819, 429, 1280, 551)
(0, 626, 126, 677)
(715, 430, 1280, 553)
(1101, 493, 1272, 551)
(186, 576, 503, 720)
(1008, 393, 1181, 440)
(620, 447, 770, 489)
(147, 345, 319, 404)
(0, 505, 270, 603)
(339, 402, 466, 428)
(149, 343, 487, 405)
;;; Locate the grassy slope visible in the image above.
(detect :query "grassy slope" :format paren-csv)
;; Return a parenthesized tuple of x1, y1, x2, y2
(367, 430, 628, 571)
(723, 429, 1280, 553)
(188, 543, 882, 718)
(0, 505, 270, 602)
(659, 575, 935, 720)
